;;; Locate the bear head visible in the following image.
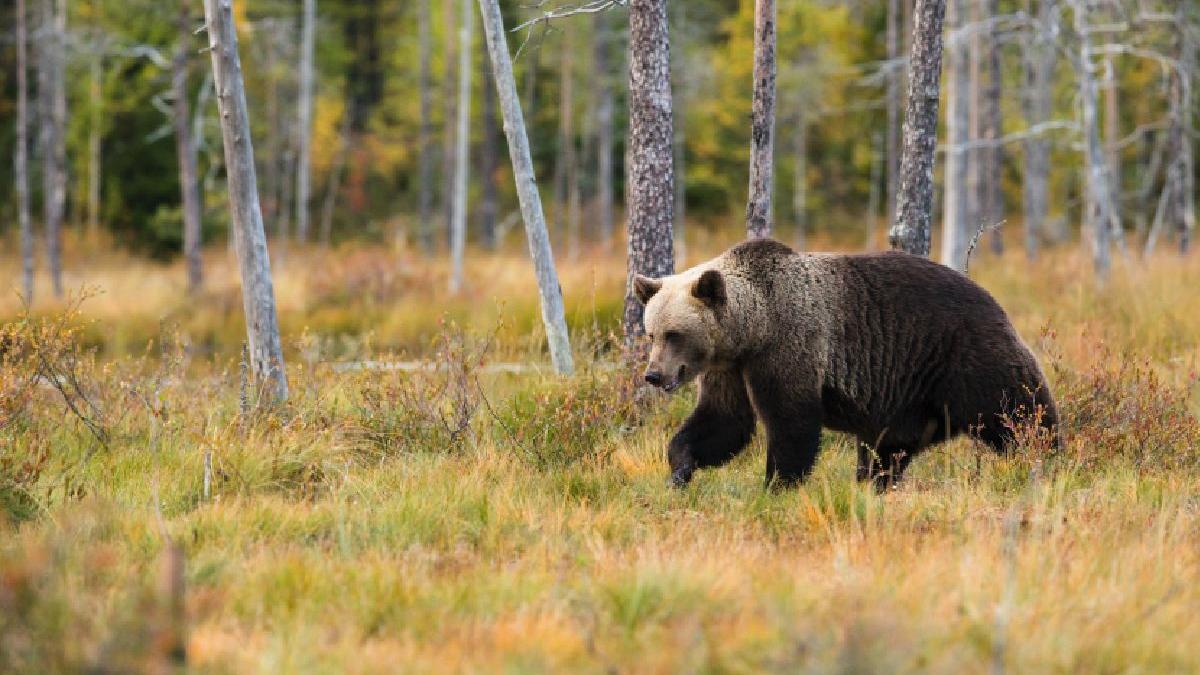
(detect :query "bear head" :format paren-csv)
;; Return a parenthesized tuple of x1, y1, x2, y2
(633, 267, 727, 392)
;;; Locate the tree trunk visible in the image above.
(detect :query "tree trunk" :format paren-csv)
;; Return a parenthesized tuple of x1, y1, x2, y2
(87, 54, 102, 244)
(417, 0, 435, 251)
(1021, 0, 1057, 259)
(941, 0, 969, 272)
(1071, 0, 1113, 280)
(593, 9, 615, 250)
(745, 0, 777, 239)
(672, 0, 688, 264)
(448, 0, 471, 293)
(319, 102, 352, 246)
(15, 0, 33, 302)
(295, 0, 316, 242)
(442, 0, 457, 246)
(793, 113, 809, 250)
(1176, 6, 1196, 254)
(40, 0, 66, 297)
(479, 44, 499, 250)
(982, 0, 1004, 255)
(175, 1, 204, 293)
(625, 0, 676, 342)
(203, 0, 289, 401)
(885, 0, 901, 236)
(477, 0, 574, 375)
(890, 0, 948, 256)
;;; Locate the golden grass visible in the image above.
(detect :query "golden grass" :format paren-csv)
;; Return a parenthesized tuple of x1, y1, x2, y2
(2, 235, 1199, 673)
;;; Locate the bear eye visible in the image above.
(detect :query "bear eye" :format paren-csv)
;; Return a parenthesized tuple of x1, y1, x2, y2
(664, 330, 682, 344)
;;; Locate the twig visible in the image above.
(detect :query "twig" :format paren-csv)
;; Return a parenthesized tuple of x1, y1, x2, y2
(965, 220, 1007, 274)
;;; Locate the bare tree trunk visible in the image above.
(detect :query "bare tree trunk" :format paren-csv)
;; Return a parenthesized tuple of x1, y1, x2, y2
(479, 50, 500, 250)
(745, 0, 777, 239)
(885, 0, 901, 235)
(476, 0, 574, 374)
(593, 9, 615, 250)
(87, 54, 102, 243)
(965, 0, 982, 254)
(319, 101, 352, 246)
(15, 0, 33, 302)
(625, 0, 676, 341)
(1021, 0, 1057, 259)
(793, 112, 808, 250)
(1070, 0, 1113, 280)
(448, 0, 471, 294)
(203, 0, 289, 401)
(442, 0, 457, 246)
(941, 0, 970, 272)
(890, 0, 948, 256)
(295, 0, 316, 242)
(40, 0, 67, 297)
(175, 1, 204, 293)
(1177, 6, 1196, 254)
(1103, 53, 1120, 232)
(982, 0, 1004, 255)
(417, 0, 435, 251)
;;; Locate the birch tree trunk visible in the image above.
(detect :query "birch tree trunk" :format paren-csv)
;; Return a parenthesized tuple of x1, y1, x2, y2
(40, 0, 67, 297)
(1070, 0, 1113, 280)
(941, 0, 970, 272)
(1021, 0, 1057, 259)
(15, 0, 33, 302)
(1176, 7, 1196, 254)
(593, 10, 615, 250)
(479, 52, 500, 250)
(745, 0, 777, 239)
(477, 0, 574, 375)
(295, 0, 316, 242)
(890, 0, 948, 256)
(885, 0, 902, 235)
(625, 0, 676, 341)
(448, 0, 471, 293)
(442, 0, 457, 245)
(1103, 54, 1120, 234)
(417, 0, 435, 252)
(175, 1, 204, 293)
(203, 0, 289, 401)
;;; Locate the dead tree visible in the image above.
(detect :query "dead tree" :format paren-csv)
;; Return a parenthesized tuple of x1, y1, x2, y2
(981, 0, 1004, 255)
(477, 0, 574, 374)
(625, 0, 676, 341)
(1146, 5, 1197, 256)
(295, 0, 316, 242)
(746, 0, 777, 239)
(890, 0, 948, 256)
(1070, 0, 1114, 279)
(885, 0, 902, 235)
(1021, 0, 1059, 258)
(175, 1, 204, 292)
(203, 0, 289, 401)
(942, 0, 970, 271)
(442, 0, 457, 245)
(15, 0, 33, 301)
(417, 0, 435, 251)
(448, 0, 472, 293)
(39, 0, 67, 297)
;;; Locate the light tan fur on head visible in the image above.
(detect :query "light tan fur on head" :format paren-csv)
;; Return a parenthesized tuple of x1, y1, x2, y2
(635, 265, 728, 391)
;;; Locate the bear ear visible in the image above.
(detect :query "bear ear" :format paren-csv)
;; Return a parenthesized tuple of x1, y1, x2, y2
(633, 274, 663, 305)
(692, 269, 726, 307)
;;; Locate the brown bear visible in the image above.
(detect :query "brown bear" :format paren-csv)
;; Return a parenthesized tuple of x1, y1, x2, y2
(635, 238, 1058, 490)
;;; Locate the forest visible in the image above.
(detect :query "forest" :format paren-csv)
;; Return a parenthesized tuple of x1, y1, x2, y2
(2, 0, 1199, 672)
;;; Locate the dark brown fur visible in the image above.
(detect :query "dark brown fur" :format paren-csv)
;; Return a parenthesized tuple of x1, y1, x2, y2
(637, 238, 1058, 490)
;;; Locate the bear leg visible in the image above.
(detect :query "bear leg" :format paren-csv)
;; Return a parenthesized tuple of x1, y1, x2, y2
(667, 370, 756, 487)
(857, 444, 917, 493)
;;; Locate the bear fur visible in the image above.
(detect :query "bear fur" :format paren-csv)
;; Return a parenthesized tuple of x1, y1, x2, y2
(635, 238, 1058, 490)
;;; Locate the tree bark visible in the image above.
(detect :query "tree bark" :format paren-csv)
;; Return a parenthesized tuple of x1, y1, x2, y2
(479, 46, 500, 250)
(448, 0, 471, 293)
(890, 0, 948, 256)
(1021, 0, 1057, 259)
(40, 0, 67, 297)
(417, 0, 435, 252)
(1176, 6, 1196, 254)
(941, 0, 970, 272)
(442, 0, 457, 246)
(625, 0, 676, 341)
(593, 10, 615, 250)
(175, 1, 204, 293)
(885, 0, 902, 236)
(15, 0, 33, 302)
(295, 0, 316, 242)
(477, 0, 574, 375)
(1071, 0, 1113, 279)
(203, 0, 289, 401)
(745, 0, 777, 239)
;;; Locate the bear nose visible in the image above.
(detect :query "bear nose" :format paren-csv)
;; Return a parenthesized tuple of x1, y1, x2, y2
(644, 370, 665, 387)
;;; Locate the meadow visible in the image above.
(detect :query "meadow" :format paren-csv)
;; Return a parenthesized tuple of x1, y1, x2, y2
(2, 234, 1199, 673)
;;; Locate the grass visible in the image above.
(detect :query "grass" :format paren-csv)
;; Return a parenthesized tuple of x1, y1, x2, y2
(2, 235, 1199, 673)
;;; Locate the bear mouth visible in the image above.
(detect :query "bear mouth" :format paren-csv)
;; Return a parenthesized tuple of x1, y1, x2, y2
(662, 365, 686, 393)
